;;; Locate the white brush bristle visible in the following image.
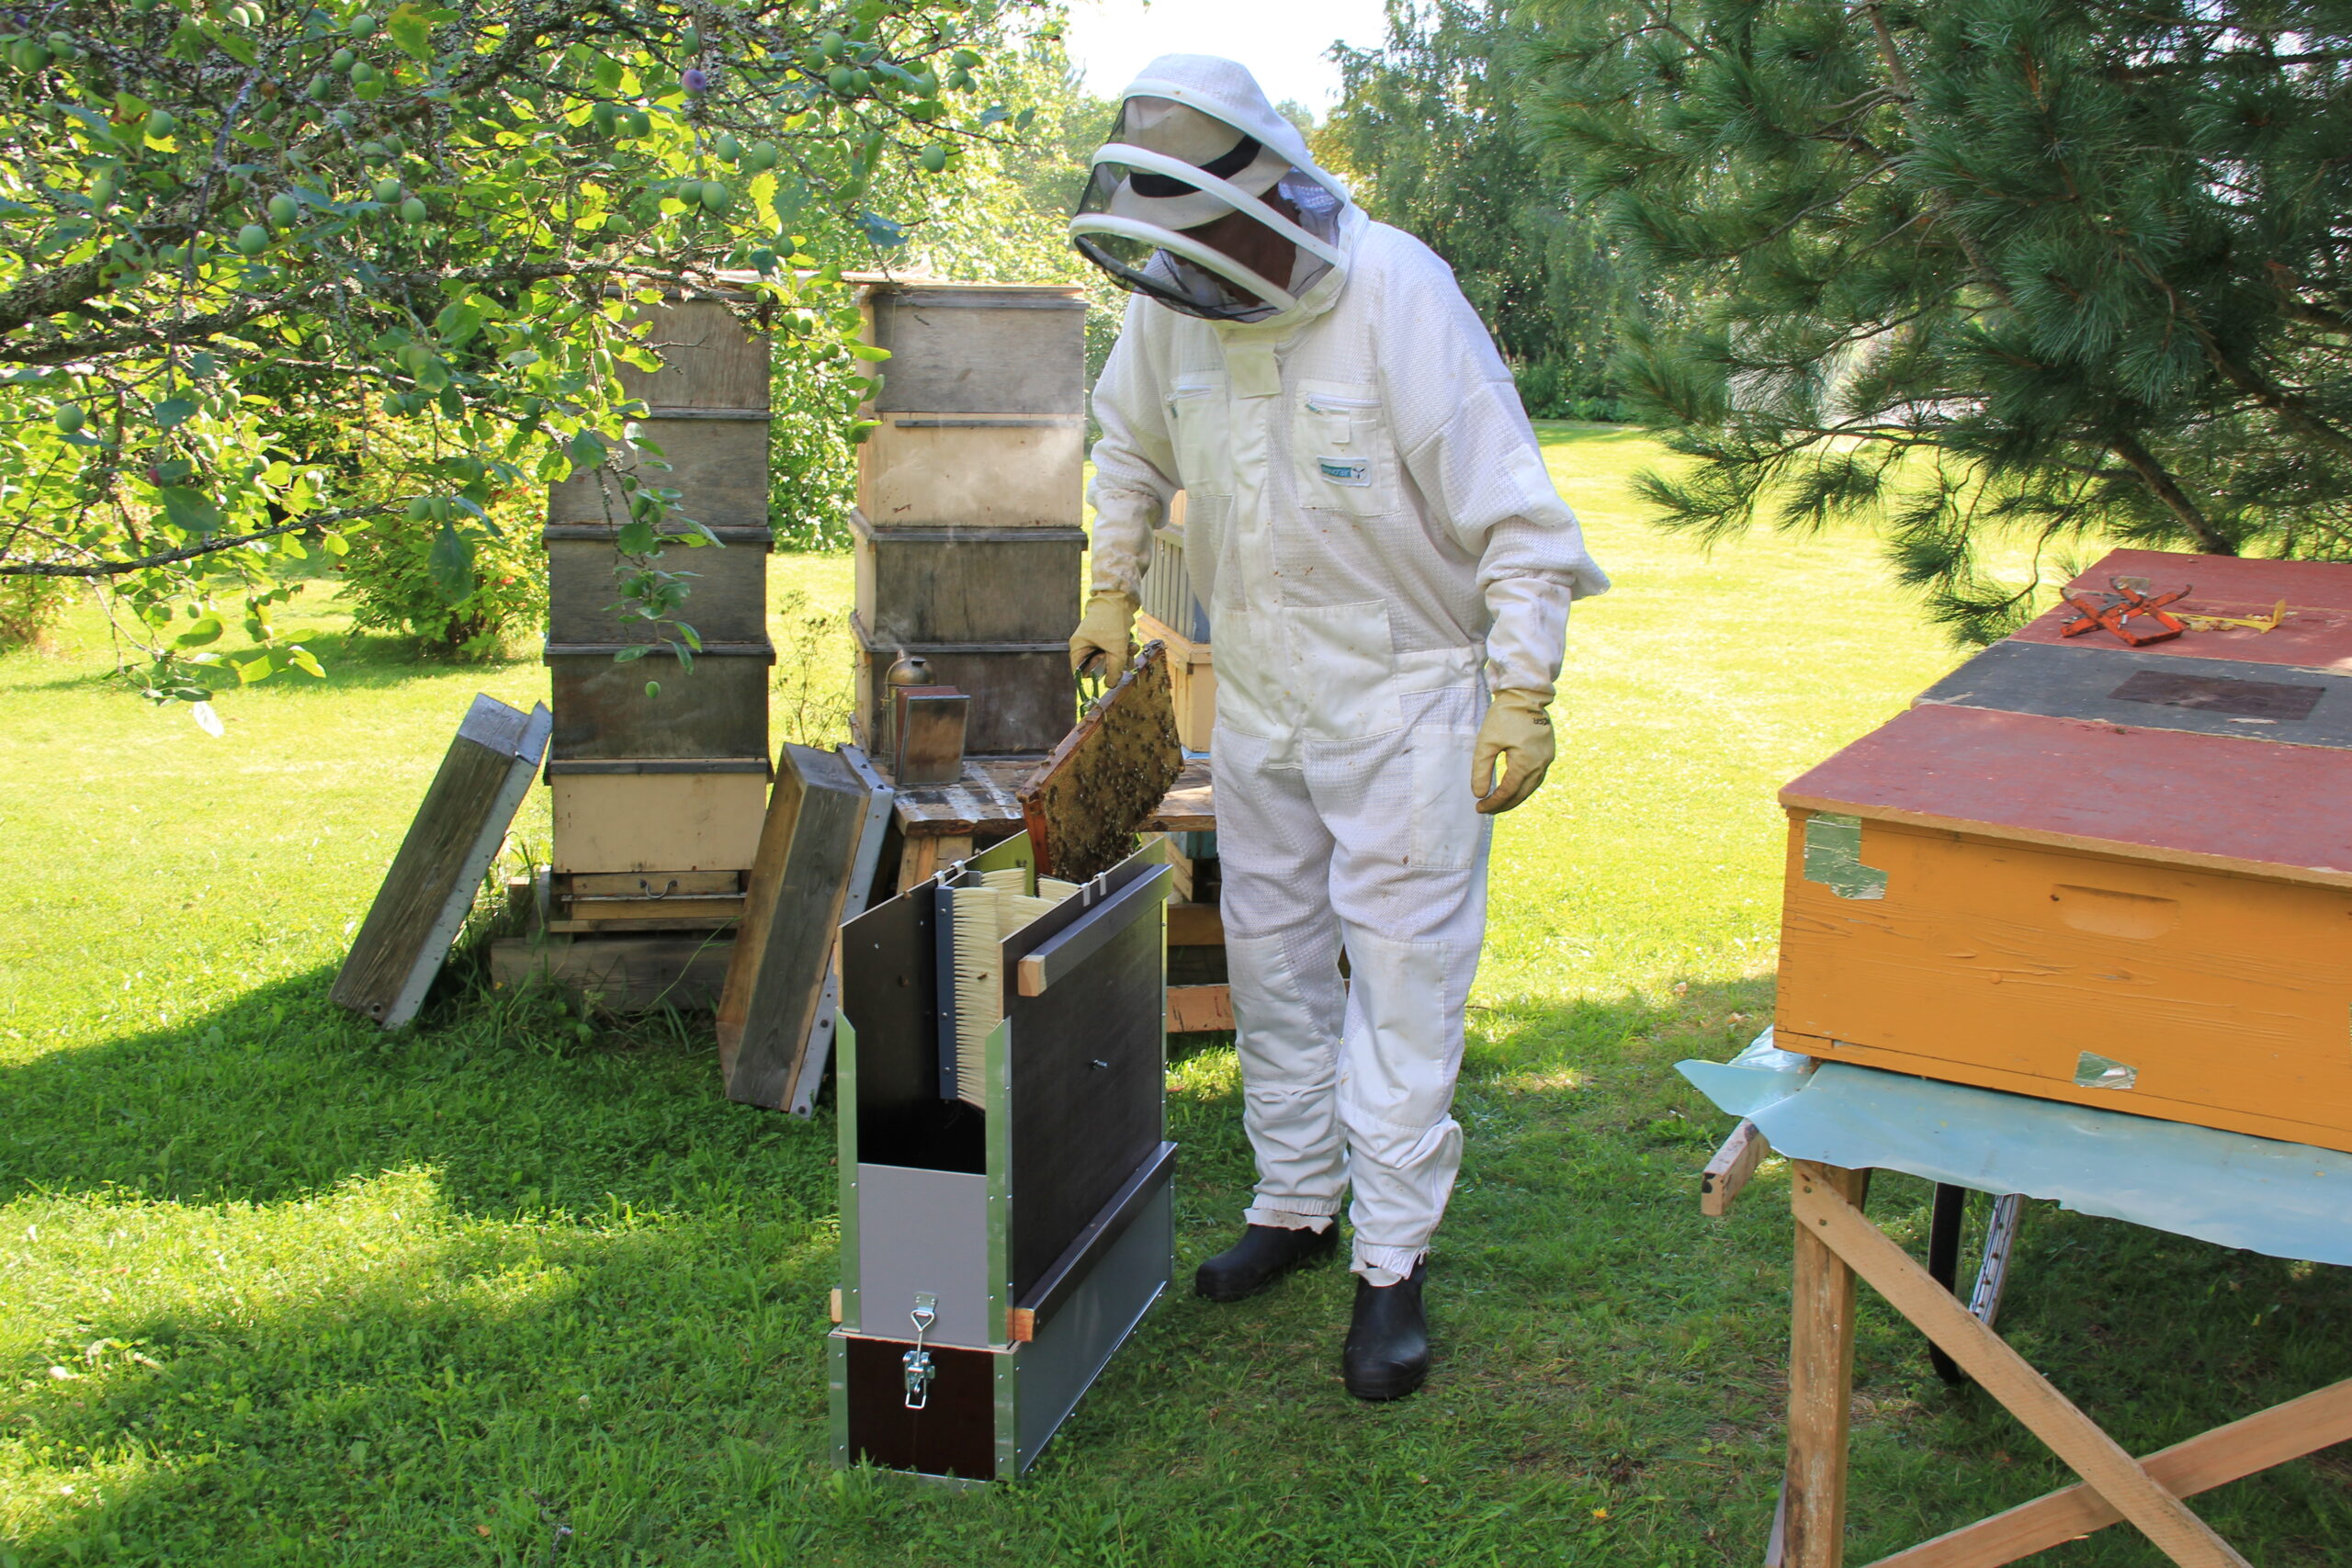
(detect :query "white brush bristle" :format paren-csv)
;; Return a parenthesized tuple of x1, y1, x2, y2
(950, 886, 1001, 1109)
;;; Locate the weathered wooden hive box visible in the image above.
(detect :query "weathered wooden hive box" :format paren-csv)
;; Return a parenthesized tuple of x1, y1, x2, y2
(542, 294, 774, 928)
(852, 282, 1086, 758)
(1776, 550, 2352, 1153)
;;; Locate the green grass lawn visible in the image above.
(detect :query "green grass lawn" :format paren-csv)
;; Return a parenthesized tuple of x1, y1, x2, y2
(4, 426, 2346, 1566)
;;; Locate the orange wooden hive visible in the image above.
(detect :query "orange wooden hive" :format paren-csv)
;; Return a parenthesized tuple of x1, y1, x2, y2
(1775, 549, 2352, 1154)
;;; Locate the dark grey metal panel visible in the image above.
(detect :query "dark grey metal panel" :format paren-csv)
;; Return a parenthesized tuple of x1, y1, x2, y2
(1018, 1141, 1177, 1330)
(856, 1163, 994, 1349)
(1917, 640, 2352, 750)
(1012, 1179, 1171, 1472)
(1003, 870, 1166, 1301)
(842, 878, 986, 1173)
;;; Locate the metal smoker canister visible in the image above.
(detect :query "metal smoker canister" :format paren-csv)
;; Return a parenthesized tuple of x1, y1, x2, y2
(882, 652, 933, 765)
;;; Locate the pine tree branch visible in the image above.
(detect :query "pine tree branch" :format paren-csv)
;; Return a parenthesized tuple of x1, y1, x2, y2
(2105, 431, 2230, 553)
(1855, 2, 2018, 312)
(2120, 254, 2352, 462)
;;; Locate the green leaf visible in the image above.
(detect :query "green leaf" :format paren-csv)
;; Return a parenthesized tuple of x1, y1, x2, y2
(175, 615, 224, 648)
(569, 430, 606, 468)
(434, 300, 484, 344)
(159, 486, 223, 535)
(153, 397, 197, 430)
(426, 525, 474, 600)
(288, 646, 325, 678)
(386, 2, 433, 61)
(846, 342, 891, 362)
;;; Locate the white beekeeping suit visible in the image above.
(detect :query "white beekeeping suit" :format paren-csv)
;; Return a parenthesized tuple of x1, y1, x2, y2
(1070, 54, 1608, 1400)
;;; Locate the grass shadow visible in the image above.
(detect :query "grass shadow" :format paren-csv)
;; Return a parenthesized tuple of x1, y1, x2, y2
(0, 951, 825, 1224)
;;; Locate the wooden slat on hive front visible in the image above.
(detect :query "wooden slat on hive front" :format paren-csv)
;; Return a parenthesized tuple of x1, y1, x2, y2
(1781, 705, 2352, 887)
(1917, 642, 2352, 749)
(333, 695, 552, 1028)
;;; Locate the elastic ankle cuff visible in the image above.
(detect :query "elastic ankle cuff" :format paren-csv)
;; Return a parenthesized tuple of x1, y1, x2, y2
(1352, 1243, 1426, 1285)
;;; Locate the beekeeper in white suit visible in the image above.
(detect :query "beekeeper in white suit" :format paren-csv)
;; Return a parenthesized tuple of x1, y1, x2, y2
(1069, 54, 1608, 1401)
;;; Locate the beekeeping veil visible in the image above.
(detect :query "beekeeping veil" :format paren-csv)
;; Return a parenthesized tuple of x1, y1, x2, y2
(1070, 54, 1352, 325)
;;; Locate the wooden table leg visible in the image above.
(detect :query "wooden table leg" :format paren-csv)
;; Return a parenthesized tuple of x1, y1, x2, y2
(1786, 1160, 1872, 1568)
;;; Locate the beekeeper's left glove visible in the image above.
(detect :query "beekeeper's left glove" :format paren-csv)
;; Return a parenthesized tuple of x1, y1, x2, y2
(1472, 688, 1555, 815)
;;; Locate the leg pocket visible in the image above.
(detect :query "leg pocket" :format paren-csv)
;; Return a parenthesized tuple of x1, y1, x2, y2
(1407, 727, 1488, 871)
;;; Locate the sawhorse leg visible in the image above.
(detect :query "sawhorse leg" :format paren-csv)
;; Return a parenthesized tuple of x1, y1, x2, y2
(1784, 1162, 1871, 1568)
(1786, 1160, 2254, 1568)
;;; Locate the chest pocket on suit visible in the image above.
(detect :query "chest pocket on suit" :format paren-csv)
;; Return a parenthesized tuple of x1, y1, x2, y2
(1166, 376, 1230, 496)
(1293, 381, 1390, 518)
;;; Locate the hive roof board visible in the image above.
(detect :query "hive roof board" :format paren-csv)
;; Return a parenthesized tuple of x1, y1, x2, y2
(1781, 551, 2352, 888)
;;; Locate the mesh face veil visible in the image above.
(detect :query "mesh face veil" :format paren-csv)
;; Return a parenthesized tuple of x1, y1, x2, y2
(1071, 89, 1351, 324)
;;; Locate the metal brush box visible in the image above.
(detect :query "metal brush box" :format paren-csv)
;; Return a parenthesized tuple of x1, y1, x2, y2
(828, 836, 1174, 1483)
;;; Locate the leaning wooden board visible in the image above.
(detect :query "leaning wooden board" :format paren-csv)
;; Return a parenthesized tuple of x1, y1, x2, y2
(332, 694, 552, 1028)
(1776, 549, 2352, 1153)
(718, 744, 893, 1113)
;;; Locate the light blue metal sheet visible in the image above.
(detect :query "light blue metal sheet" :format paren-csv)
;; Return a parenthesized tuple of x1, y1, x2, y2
(1679, 1032, 2352, 1268)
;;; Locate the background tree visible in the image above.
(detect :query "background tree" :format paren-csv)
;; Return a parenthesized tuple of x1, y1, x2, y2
(1329, 0, 1644, 418)
(1529, 0, 2352, 638)
(765, 28, 1119, 550)
(0, 0, 1044, 705)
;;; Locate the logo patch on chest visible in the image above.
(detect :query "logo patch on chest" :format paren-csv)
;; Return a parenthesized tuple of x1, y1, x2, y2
(1316, 457, 1372, 488)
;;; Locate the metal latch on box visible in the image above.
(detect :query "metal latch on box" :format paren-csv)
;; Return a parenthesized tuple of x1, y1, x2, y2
(901, 1292, 938, 1411)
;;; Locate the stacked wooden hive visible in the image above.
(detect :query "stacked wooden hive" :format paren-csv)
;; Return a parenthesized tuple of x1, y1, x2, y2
(852, 281, 1088, 761)
(541, 294, 774, 933)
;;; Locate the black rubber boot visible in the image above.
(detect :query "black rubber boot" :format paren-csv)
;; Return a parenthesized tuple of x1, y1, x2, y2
(1342, 1261, 1430, 1401)
(1193, 1224, 1338, 1302)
